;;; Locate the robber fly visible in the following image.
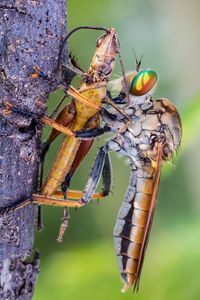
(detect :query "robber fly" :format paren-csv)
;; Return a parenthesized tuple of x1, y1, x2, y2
(75, 61, 182, 291)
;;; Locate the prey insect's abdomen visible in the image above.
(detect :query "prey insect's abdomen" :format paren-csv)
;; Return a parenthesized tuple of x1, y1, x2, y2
(114, 161, 155, 291)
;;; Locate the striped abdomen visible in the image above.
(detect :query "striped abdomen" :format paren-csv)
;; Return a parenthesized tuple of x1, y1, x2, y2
(114, 161, 156, 291)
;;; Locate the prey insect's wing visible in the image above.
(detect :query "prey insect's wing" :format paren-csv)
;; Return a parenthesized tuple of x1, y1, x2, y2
(134, 143, 163, 291)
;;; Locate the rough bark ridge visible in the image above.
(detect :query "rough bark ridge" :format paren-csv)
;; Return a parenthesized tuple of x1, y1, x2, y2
(0, 1, 67, 299)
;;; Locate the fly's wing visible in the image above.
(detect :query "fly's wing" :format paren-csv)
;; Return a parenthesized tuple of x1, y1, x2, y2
(134, 143, 163, 292)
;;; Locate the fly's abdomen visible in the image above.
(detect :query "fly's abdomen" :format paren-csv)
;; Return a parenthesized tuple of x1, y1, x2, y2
(114, 162, 155, 291)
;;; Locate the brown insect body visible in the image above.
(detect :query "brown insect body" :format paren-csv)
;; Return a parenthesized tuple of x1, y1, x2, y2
(42, 28, 119, 196)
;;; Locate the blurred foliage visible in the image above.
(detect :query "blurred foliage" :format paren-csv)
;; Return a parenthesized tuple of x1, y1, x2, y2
(33, 0, 200, 299)
(34, 221, 200, 300)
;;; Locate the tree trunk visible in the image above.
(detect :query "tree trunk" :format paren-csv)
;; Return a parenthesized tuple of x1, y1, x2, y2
(0, 1, 67, 299)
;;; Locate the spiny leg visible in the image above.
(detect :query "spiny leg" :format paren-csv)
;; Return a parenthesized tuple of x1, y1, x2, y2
(80, 145, 110, 204)
(53, 190, 105, 200)
(57, 208, 70, 243)
(31, 66, 101, 111)
(57, 166, 74, 243)
(1, 101, 76, 137)
(57, 25, 108, 74)
(1, 190, 106, 215)
(42, 102, 76, 155)
(74, 107, 120, 139)
(75, 126, 112, 139)
(102, 152, 112, 196)
(79, 138, 125, 205)
(38, 102, 76, 230)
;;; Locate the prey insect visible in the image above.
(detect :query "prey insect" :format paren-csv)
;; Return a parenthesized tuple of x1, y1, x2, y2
(2, 26, 129, 241)
(75, 61, 182, 291)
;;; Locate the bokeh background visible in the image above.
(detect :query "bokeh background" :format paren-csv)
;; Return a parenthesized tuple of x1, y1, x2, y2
(33, 0, 200, 299)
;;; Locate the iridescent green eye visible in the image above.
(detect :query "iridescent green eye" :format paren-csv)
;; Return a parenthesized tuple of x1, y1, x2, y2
(129, 70, 158, 96)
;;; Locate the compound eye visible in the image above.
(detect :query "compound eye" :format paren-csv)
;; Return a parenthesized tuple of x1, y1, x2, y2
(129, 70, 158, 96)
(96, 35, 104, 47)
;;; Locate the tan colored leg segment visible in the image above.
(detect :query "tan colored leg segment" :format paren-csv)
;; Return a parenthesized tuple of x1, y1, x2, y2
(7, 190, 106, 213)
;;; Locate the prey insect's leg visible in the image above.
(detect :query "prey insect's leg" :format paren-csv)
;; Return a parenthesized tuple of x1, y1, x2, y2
(39, 102, 76, 231)
(2, 190, 106, 215)
(53, 190, 105, 200)
(37, 148, 45, 231)
(57, 187, 69, 242)
(60, 112, 100, 195)
(57, 159, 76, 243)
(32, 66, 101, 111)
(42, 102, 76, 152)
(1, 101, 76, 137)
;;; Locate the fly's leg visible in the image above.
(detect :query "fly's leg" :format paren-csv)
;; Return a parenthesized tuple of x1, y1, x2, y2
(79, 147, 107, 204)
(106, 91, 127, 105)
(80, 145, 111, 204)
(80, 139, 127, 204)
(74, 106, 119, 139)
(75, 126, 112, 139)
(59, 145, 112, 208)
(101, 151, 112, 196)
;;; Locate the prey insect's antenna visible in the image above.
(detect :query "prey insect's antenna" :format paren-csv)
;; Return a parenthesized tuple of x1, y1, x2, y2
(58, 26, 108, 68)
(117, 38, 130, 104)
(132, 49, 144, 72)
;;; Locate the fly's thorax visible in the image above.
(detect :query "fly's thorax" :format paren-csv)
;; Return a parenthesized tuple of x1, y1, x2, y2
(154, 98, 182, 159)
(125, 98, 182, 162)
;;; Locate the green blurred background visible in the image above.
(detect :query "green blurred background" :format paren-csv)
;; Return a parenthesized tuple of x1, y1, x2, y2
(33, 0, 200, 299)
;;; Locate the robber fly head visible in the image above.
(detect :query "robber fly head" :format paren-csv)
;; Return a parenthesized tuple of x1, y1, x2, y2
(126, 69, 158, 96)
(109, 61, 158, 100)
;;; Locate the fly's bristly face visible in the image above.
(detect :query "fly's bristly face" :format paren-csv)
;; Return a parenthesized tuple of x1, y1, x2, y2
(108, 68, 158, 104)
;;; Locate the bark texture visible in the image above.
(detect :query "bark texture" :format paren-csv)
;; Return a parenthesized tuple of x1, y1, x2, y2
(0, 1, 67, 299)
